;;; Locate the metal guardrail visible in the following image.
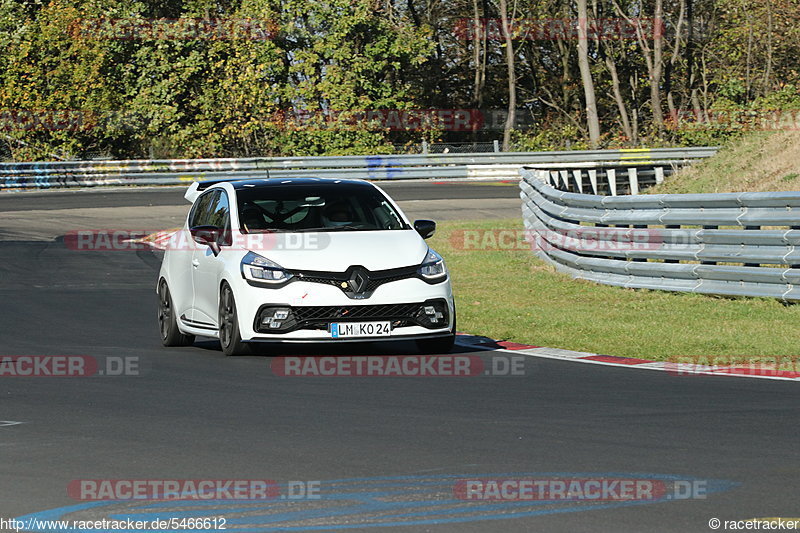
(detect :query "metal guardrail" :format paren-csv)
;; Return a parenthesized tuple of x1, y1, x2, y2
(0, 147, 717, 189)
(520, 167, 800, 301)
(528, 160, 685, 196)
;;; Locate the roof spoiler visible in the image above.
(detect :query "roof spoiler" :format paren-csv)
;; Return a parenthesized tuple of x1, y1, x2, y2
(185, 179, 228, 203)
(184, 170, 271, 203)
(184, 181, 201, 203)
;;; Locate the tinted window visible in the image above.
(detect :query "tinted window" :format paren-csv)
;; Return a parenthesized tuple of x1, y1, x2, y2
(188, 190, 217, 228)
(208, 190, 231, 245)
(237, 184, 408, 233)
(207, 190, 230, 229)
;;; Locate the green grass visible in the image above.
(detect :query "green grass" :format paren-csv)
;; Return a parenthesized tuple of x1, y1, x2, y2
(649, 131, 800, 194)
(433, 218, 800, 360)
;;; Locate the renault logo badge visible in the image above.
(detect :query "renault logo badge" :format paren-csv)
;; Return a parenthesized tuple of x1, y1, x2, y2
(348, 269, 369, 293)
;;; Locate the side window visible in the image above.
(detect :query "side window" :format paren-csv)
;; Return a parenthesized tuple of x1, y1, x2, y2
(207, 190, 229, 229)
(188, 190, 217, 228)
(207, 190, 231, 245)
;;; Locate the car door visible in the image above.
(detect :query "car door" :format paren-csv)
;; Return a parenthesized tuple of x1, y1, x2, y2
(192, 188, 231, 327)
(175, 189, 216, 325)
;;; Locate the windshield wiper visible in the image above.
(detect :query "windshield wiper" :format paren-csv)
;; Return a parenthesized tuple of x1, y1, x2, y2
(294, 226, 378, 232)
(326, 225, 372, 231)
(245, 229, 290, 233)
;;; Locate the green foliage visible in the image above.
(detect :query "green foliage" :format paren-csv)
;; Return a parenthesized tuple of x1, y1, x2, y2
(671, 126, 738, 148)
(718, 79, 748, 102)
(1, 0, 799, 160)
(510, 123, 590, 151)
(752, 84, 800, 110)
(669, 85, 800, 147)
(0, 0, 432, 159)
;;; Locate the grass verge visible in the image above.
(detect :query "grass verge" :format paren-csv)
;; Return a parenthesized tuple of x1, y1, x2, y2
(649, 131, 800, 194)
(431, 218, 800, 360)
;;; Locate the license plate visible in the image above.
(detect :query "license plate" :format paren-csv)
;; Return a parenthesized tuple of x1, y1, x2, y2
(330, 321, 392, 338)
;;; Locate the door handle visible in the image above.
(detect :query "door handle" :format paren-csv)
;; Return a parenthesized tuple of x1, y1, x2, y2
(192, 259, 200, 268)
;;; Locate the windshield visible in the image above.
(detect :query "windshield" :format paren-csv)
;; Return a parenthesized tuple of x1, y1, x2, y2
(236, 184, 408, 233)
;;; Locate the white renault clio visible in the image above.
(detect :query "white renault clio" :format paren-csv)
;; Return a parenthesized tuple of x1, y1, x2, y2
(157, 178, 455, 355)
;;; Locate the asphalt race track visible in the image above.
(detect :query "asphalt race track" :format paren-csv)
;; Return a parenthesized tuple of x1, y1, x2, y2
(0, 181, 521, 242)
(1, 181, 799, 532)
(0, 180, 519, 212)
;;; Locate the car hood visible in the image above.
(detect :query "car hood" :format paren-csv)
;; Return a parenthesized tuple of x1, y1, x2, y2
(241, 229, 430, 272)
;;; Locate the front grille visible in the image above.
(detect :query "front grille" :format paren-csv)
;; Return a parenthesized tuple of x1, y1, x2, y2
(365, 273, 412, 292)
(297, 276, 341, 287)
(293, 303, 421, 322)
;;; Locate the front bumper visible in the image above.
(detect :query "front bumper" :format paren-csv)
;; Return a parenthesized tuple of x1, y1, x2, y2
(231, 276, 454, 341)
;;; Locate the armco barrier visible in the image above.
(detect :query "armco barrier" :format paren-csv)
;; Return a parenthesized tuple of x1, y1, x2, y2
(520, 166, 800, 301)
(526, 160, 683, 195)
(0, 147, 717, 189)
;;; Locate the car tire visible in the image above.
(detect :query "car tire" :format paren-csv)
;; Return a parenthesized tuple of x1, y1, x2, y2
(219, 283, 250, 356)
(158, 280, 195, 347)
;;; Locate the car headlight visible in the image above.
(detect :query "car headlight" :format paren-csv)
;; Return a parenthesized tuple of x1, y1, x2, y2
(241, 251, 293, 284)
(418, 248, 447, 281)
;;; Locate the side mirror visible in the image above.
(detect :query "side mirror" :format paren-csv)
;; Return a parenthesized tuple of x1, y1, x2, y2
(190, 225, 222, 256)
(413, 219, 436, 239)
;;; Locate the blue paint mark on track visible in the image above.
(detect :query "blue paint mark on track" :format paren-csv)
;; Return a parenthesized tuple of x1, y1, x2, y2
(15, 472, 737, 532)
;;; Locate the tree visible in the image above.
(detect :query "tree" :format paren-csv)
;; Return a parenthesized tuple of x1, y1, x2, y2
(498, 0, 516, 150)
(577, 0, 600, 147)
